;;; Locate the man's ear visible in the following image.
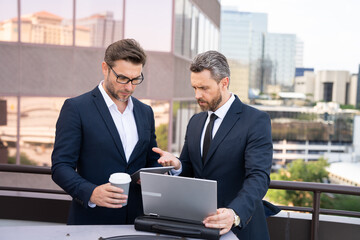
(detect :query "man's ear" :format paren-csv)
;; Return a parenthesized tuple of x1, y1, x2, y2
(101, 62, 108, 76)
(221, 77, 229, 89)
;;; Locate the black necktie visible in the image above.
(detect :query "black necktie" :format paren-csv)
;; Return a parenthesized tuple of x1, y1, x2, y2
(202, 113, 218, 164)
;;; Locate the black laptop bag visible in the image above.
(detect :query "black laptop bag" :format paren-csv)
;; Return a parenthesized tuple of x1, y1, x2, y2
(134, 215, 220, 240)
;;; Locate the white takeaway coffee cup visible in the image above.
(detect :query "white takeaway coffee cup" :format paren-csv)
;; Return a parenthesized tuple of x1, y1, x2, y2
(109, 173, 131, 206)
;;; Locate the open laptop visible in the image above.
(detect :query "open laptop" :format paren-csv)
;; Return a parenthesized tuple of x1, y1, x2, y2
(140, 172, 217, 223)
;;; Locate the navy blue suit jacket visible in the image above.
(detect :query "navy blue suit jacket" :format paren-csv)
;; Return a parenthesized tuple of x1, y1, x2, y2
(51, 86, 160, 225)
(179, 96, 273, 240)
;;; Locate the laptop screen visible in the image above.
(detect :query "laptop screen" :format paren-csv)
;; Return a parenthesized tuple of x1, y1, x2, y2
(140, 172, 217, 223)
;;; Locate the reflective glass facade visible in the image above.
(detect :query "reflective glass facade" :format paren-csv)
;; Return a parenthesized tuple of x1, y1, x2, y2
(265, 33, 297, 87)
(76, 0, 124, 47)
(124, 0, 172, 52)
(0, 0, 17, 42)
(0, 0, 221, 165)
(220, 10, 268, 94)
(175, 0, 219, 58)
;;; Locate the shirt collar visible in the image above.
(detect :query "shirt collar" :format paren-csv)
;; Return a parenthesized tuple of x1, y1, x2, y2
(98, 80, 134, 112)
(208, 93, 235, 119)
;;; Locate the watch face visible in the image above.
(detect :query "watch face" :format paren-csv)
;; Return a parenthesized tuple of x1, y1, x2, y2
(234, 215, 240, 226)
(231, 209, 240, 226)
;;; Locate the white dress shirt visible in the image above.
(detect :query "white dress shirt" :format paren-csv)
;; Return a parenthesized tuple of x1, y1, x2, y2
(89, 82, 139, 208)
(172, 93, 235, 176)
(98, 81, 139, 162)
(200, 93, 235, 156)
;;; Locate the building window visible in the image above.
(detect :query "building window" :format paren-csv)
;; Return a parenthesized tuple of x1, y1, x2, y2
(345, 82, 350, 105)
(323, 82, 333, 102)
(20, 0, 73, 45)
(0, 0, 17, 42)
(174, 0, 219, 58)
(124, 0, 172, 52)
(76, 0, 124, 47)
(0, 96, 67, 166)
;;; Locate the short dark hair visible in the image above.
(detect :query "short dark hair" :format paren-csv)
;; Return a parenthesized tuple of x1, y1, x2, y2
(104, 39, 146, 67)
(190, 50, 230, 84)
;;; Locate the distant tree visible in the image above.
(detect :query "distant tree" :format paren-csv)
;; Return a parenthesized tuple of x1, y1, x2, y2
(8, 152, 37, 165)
(267, 158, 360, 212)
(287, 158, 329, 182)
(327, 194, 360, 212)
(155, 123, 168, 151)
(267, 158, 329, 207)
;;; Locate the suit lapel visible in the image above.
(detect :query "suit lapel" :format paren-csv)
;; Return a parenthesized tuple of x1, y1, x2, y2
(91, 87, 127, 163)
(127, 98, 145, 165)
(204, 97, 243, 166)
(190, 112, 208, 170)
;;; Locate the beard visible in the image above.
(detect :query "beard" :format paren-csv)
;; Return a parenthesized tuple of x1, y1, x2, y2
(197, 88, 222, 112)
(104, 76, 133, 102)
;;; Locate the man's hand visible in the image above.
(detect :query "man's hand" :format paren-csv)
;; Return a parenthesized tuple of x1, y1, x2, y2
(90, 183, 128, 208)
(152, 147, 181, 170)
(203, 208, 234, 235)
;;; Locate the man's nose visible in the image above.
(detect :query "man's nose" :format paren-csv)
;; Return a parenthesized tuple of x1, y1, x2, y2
(195, 90, 202, 99)
(124, 81, 133, 90)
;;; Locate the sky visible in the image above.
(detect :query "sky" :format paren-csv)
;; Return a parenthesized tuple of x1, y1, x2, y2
(221, 0, 360, 74)
(0, 0, 358, 73)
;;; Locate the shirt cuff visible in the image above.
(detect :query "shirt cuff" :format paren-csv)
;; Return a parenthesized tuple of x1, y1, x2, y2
(170, 162, 182, 176)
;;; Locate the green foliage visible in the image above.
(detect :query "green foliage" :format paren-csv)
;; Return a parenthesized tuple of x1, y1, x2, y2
(288, 158, 329, 182)
(340, 104, 356, 110)
(267, 158, 329, 207)
(270, 93, 278, 99)
(267, 158, 360, 212)
(172, 101, 180, 116)
(155, 123, 168, 151)
(8, 152, 37, 165)
(324, 194, 360, 212)
(296, 113, 317, 121)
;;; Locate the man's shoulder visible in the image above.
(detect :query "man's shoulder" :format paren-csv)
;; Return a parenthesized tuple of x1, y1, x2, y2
(242, 103, 265, 114)
(68, 87, 97, 102)
(62, 87, 98, 110)
(131, 97, 152, 110)
(193, 111, 207, 118)
(234, 98, 269, 118)
(188, 111, 207, 123)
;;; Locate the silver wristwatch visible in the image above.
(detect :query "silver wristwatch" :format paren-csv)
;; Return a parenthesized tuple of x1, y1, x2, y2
(230, 209, 240, 227)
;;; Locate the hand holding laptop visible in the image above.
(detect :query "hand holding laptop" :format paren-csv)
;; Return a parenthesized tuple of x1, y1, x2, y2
(152, 147, 181, 170)
(203, 208, 235, 235)
(152, 147, 235, 236)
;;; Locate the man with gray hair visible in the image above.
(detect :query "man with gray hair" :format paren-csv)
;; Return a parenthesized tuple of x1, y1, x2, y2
(154, 50, 273, 239)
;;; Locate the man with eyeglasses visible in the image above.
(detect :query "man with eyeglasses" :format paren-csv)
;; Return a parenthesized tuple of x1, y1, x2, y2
(51, 39, 161, 225)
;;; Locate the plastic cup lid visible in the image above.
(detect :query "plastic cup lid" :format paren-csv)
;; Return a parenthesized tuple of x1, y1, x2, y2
(109, 173, 131, 184)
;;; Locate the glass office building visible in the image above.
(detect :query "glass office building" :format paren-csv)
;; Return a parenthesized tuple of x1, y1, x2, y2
(221, 8, 300, 93)
(0, 0, 221, 165)
(220, 9, 267, 96)
(265, 33, 297, 87)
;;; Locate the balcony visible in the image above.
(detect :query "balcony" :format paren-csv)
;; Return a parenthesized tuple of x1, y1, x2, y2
(1, 164, 360, 240)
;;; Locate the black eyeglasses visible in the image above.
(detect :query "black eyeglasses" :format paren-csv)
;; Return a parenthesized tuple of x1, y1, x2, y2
(107, 63, 144, 85)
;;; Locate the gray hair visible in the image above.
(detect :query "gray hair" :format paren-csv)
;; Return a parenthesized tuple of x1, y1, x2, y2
(190, 50, 230, 84)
